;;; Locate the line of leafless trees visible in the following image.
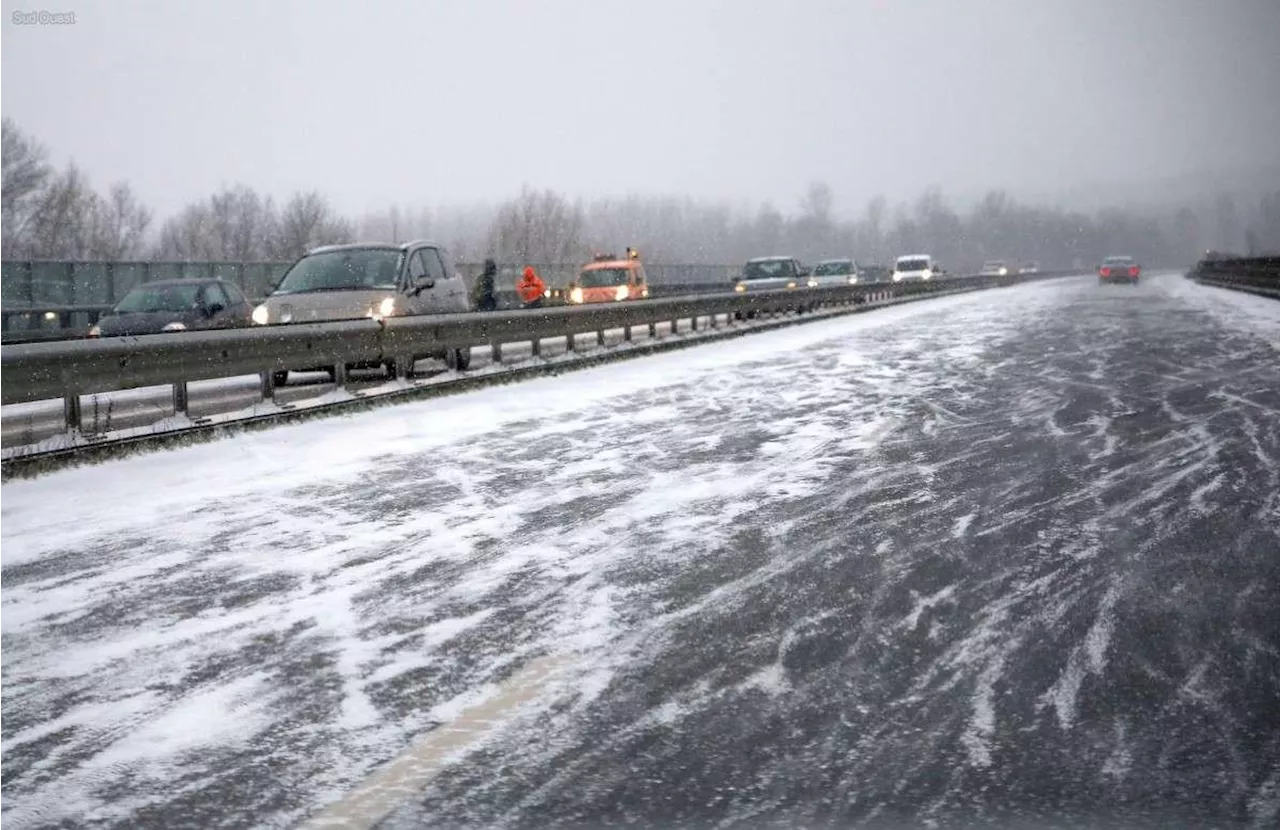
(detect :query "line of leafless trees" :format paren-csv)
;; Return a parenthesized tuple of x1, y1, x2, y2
(4, 118, 1278, 268)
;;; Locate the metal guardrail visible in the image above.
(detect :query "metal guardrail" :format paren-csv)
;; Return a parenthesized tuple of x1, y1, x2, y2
(0, 271, 1077, 473)
(2, 275, 1038, 408)
(1188, 256, 1280, 299)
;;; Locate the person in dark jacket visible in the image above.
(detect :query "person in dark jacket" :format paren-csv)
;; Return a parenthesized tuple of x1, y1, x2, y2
(472, 258, 498, 311)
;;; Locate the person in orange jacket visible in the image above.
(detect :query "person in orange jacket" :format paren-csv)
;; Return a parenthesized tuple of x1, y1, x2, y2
(516, 266, 547, 308)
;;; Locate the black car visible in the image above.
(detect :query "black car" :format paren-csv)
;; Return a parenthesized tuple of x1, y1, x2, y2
(89, 279, 255, 337)
(859, 264, 892, 283)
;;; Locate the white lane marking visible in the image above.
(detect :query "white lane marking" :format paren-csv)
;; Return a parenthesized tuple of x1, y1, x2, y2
(300, 655, 574, 830)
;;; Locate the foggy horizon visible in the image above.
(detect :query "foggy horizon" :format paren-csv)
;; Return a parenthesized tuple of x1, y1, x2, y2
(4, 0, 1280, 222)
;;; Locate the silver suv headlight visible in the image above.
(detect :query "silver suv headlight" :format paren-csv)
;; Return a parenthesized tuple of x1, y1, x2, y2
(252, 304, 269, 325)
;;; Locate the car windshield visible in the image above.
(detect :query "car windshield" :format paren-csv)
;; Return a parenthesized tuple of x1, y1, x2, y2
(813, 260, 853, 276)
(743, 260, 793, 279)
(897, 258, 930, 272)
(273, 249, 402, 294)
(114, 283, 202, 313)
(578, 267, 631, 287)
(1104, 257, 1134, 265)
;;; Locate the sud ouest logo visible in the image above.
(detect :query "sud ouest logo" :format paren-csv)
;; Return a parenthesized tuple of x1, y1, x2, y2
(11, 10, 78, 25)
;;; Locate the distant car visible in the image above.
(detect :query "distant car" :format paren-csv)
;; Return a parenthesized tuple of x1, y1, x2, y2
(892, 254, 940, 282)
(807, 258, 861, 287)
(88, 278, 254, 337)
(1019, 261, 1041, 274)
(732, 256, 809, 320)
(859, 264, 892, 283)
(733, 257, 808, 293)
(979, 260, 1011, 277)
(1098, 255, 1141, 284)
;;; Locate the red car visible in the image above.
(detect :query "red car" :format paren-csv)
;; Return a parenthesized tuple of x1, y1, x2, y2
(1098, 255, 1141, 284)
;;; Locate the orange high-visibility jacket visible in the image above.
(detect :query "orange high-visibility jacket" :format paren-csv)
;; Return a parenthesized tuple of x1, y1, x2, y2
(517, 267, 546, 303)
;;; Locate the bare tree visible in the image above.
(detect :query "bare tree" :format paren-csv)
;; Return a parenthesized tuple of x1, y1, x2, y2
(489, 185, 585, 263)
(1253, 191, 1280, 254)
(860, 195, 888, 261)
(211, 185, 274, 260)
(22, 162, 100, 259)
(268, 191, 354, 259)
(154, 185, 278, 260)
(88, 182, 153, 260)
(156, 204, 214, 260)
(800, 181, 834, 225)
(1, 118, 53, 256)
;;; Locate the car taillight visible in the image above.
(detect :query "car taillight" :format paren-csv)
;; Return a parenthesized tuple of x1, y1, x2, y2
(1100, 267, 1111, 277)
(1128, 266, 1139, 277)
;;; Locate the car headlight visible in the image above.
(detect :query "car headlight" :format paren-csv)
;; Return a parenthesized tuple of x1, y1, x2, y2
(734, 282, 746, 293)
(998, 267, 1008, 275)
(162, 322, 187, 332)
(848, 276, 858, 285)
(252, 304, 270, 325)
(378, 297, 396, 317)
(569, 287, 584, 304)
(615, 285, 628, 301)
(87, 324, 101, 338)
(787, 281, 797, 289)
(892, 273, 902, 282)
(807, 279, 818, 288)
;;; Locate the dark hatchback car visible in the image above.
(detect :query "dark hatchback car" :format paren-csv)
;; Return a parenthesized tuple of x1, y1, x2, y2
(88, 279, 255, 337)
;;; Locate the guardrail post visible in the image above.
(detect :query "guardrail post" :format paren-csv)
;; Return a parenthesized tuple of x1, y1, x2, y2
(491, 342, 502, 364)
(172, 381, 189, 416)
(648, 322, 657, 338)
(623, 325, 632, 342)
(596, 329, 605, 347)
(260, 371, 275, 401)
(691, 314, 699, 331)
(531, 337, 541, 358)
(333, 361, 348, 389)
(566, 332, 576, 353)
(64, 395, 82, 433)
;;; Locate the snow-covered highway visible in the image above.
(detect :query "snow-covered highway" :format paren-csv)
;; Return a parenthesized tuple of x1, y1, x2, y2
(3, 273, 1278, 829)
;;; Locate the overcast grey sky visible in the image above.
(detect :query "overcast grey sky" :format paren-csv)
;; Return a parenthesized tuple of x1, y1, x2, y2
(4, 0, 1279, 219)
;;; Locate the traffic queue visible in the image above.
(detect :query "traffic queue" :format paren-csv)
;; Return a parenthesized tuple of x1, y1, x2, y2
(80, 241, 1038, 339)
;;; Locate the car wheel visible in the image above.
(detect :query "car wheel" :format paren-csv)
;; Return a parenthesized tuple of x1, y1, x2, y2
(387, 357, 416, 379)
(444, 348, 470, 371)
(272, 370, 289, 387)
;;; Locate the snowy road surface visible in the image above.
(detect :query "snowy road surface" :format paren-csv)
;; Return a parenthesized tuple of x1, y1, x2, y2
(3, 273, 1279, 829)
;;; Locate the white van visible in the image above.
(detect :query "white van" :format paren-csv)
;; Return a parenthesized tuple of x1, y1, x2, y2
(893, 254, 940, 282)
